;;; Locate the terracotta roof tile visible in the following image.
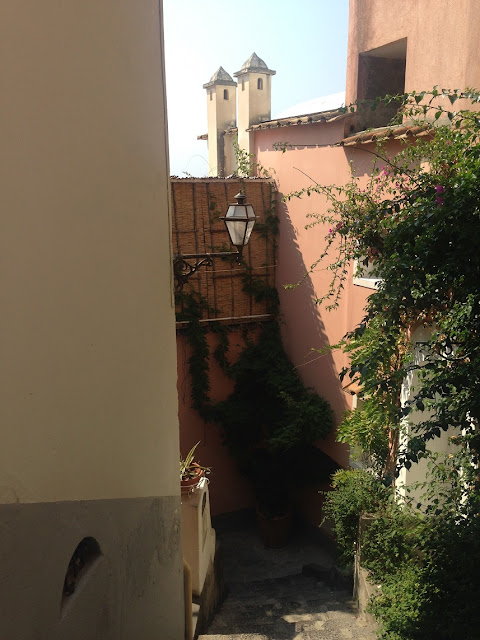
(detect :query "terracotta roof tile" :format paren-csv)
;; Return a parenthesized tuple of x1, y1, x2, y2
(248, 108, 348, 131)
(340, 123, 432, 146)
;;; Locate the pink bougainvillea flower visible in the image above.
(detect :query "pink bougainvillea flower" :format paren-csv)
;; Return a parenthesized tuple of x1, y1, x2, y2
(436, 196, 444, 206)
(435, 185, 445, 194)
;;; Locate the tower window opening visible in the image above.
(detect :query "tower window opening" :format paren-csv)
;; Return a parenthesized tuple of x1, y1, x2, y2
(356, 38, 407, 132)
(242, 80, 245, 91)
(257, 78, 263, 90)
(223, 89, 229, 100)
(209, 90, 212, 101)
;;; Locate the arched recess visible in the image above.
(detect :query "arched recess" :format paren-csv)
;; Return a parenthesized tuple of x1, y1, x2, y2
(61, 537, 102, 609)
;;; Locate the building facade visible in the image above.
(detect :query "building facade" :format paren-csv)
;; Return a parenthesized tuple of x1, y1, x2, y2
(201, 0, 480, 491)
(1, 2, 183, 638)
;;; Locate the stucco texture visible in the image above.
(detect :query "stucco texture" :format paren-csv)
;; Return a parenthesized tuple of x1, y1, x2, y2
(1, 0, 179, 503)
(347, 0, 480, 105)
(0, 496, 184, 640)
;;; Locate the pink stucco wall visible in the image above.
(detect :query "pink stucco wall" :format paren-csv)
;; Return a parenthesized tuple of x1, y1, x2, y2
(347, 0, 480, 106)
(255, 121, 371, 470)
(181, 0, 480, 521)
(254, 120, 422, 478)
(177, 329, 255, 516)
(251, 1, 480, 471)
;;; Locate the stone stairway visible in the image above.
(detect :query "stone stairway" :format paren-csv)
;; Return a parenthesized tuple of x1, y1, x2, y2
(198, 515, 376, 640)
(199, 572, 376, 639)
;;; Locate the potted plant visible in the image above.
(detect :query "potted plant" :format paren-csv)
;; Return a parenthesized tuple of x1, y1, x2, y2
(213, 322, 336, 546)
(180, 442, 210, 494)
(250, 448, 293, 548)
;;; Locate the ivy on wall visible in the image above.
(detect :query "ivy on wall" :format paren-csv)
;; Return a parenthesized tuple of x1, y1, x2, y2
(176, 193, 335, 502)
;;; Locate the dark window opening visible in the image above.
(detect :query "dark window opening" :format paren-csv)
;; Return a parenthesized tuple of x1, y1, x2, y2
(356, 38, 407, 132)
(209, 90, 212, 101)
(242, 80, 245, 91)
(61, 537, 102, 607)
(257, 78, 263, 90)
(223, 89, 229, 100)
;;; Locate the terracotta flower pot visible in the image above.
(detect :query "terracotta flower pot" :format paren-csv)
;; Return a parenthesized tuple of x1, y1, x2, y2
(256, 506, 292, 548)
(181, 464, 204, 494)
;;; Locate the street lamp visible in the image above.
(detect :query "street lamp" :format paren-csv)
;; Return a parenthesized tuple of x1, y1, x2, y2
(173, 191, 256, 293)
(220, 191, 256, 256)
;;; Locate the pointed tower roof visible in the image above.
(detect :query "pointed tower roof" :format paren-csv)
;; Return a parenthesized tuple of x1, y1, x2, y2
(203, 66, 237, 89)
(234, 53, 276, 77)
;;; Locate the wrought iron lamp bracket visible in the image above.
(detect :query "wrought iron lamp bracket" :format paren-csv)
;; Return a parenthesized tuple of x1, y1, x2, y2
(173, 251, 243, 293)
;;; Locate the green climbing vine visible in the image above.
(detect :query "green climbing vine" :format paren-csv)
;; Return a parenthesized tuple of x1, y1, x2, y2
(232, 137, 273, 178)
(176, 189, 334, 506)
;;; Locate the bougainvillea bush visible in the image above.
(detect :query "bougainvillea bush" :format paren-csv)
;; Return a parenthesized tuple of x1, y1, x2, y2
(288, 90, 480, 638)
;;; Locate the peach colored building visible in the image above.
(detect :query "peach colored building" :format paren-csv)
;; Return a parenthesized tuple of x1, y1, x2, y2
(196, 0, 480, 515)
(251, 0, 480, 459)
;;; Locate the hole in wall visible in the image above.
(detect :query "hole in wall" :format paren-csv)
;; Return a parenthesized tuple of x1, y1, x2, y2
(355, 38, 407, 132)
(61, 537, 102, 609)
(257, 78, 263, 90)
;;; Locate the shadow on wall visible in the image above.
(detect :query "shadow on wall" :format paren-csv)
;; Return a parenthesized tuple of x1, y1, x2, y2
(177, 329, 256, 517)
(346, 138, 407, 179)
(275, 194, 350, 469)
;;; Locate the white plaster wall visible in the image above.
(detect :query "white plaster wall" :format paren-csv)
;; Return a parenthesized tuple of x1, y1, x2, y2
(0, 0, 180, 503)
(397, 326, 456, 502)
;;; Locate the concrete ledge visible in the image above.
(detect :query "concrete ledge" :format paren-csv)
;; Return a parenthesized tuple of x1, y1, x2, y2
(353, 553, 379, 630)
(194, 542, 226, 639)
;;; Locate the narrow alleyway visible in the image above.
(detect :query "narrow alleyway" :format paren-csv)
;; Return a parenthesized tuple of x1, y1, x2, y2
(199, 515, 376, 640)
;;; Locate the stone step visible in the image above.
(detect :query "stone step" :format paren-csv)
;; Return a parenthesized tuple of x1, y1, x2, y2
(226, 573, 336, 598)
(199, 573, 375, 640)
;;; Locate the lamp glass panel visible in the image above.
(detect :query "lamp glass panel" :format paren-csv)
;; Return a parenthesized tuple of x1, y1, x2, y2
(225, 219, 247, 246)
(224, 203, 256, 246)
(243, 219, 255, 245)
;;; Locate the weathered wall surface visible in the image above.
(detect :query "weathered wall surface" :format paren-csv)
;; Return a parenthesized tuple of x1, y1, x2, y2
(237, 73, 274, 156)
(253, 125, 440, 524)
(247, 0, 480, 525)
(255, 121, 369, 471)
(205, 84, 237, 177)
(174, 179, 275, 515)
(347, 0, 480, 105)
(0, 2, 183, 638)
(177, 330, 256, 516)
(172, 178, 276, 320)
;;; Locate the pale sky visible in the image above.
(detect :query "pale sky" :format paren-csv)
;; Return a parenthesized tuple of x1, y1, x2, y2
(163, 0, 349, 177)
